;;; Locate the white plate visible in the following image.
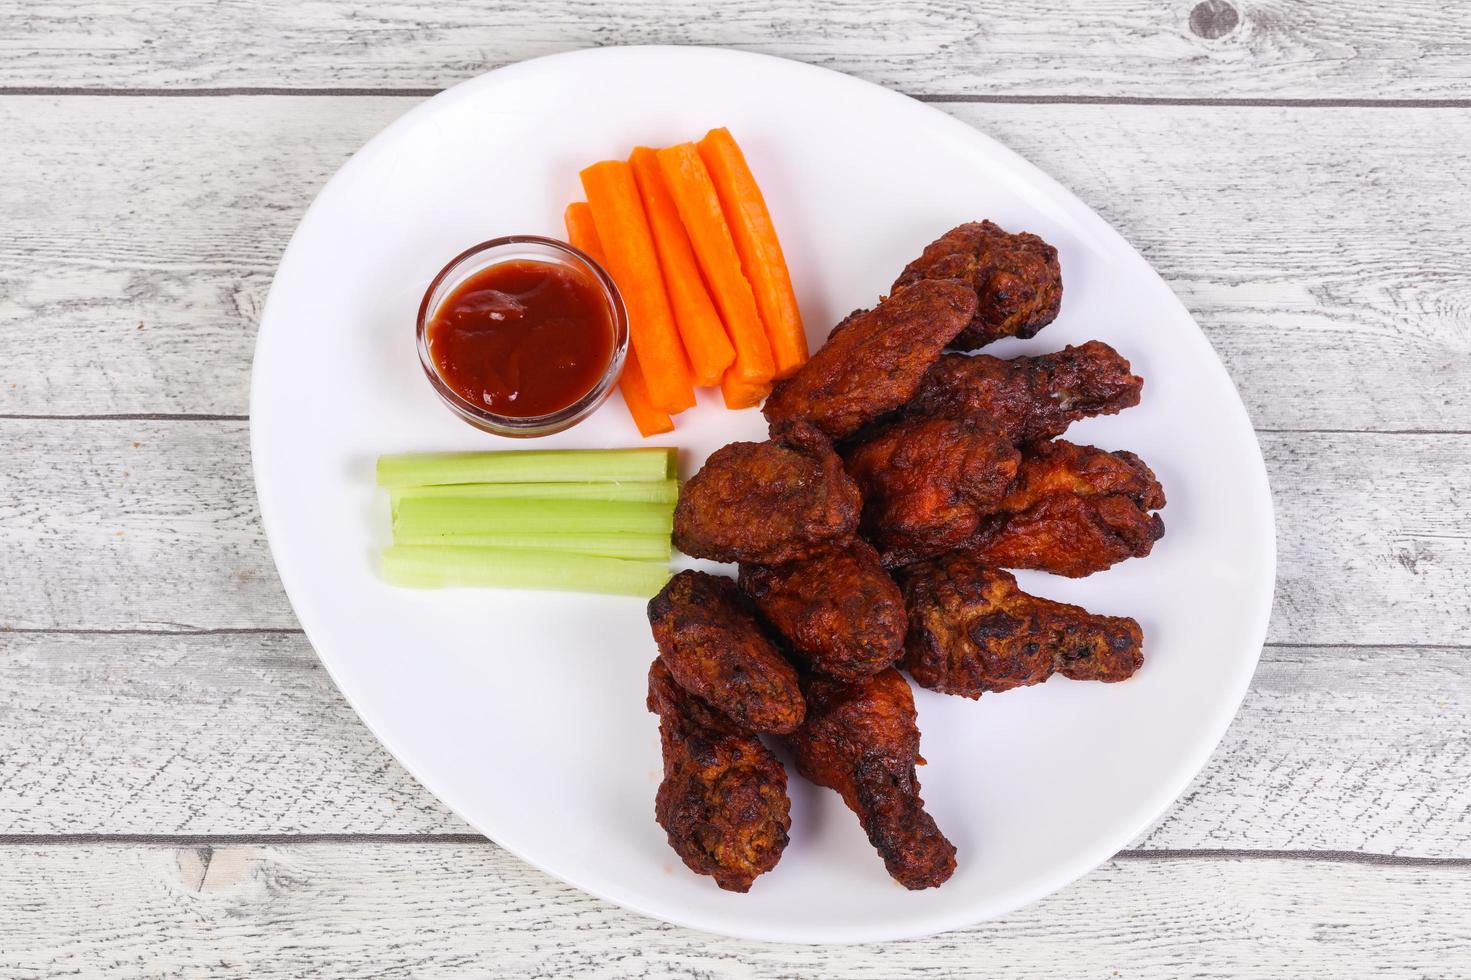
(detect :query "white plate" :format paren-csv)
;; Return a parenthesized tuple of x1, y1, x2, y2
(251, 46, 1275, 944)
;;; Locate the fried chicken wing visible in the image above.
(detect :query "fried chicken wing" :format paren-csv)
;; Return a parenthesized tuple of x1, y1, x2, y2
(997, 439, 1165, 514)
(647, 659, 791, 892)
(901, 555, 1143, 698)
(788, 668, 957, 889)
(892, 220, 1062, 350)
(738, 540, 906, 681)
(967, 439, 1165, 577)
(648, 571, 805, 734)
(843, 418, 1021, 567)
(905, 341, 1142, 445)
(762, 279, 978, 440)
(674, 422, 860, 565)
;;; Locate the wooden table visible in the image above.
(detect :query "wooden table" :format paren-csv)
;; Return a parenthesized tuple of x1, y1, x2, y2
(3, 2, 1469, 975)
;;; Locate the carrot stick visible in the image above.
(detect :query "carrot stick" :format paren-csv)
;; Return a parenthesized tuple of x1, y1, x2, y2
(580, 161, 696, 414)
(565, 202, 675, 437)
(617, 347, 677, 437)
(563, 201, 603, 262)
(697, 128, 808, 380)
(719, 372, 772, 411)
(629, 147, 735, 387)
(655, 144, 775, 409)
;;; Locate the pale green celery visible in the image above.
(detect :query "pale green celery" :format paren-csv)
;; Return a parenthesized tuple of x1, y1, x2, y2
(390, 479, 679, 508)
(381, 546, 671, 598)
(391, 531, 671, 562)
(392, 497, 674, 538)
(376, 448, 676, 489)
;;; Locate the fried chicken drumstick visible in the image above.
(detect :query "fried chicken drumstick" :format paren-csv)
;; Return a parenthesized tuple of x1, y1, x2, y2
(762, 279, 978, 440)
(648, 571, 805, 734)
(905, 341, 1142, 446)
(788, 668, 957, 889)
(892, 220, 1062, 351)
(901, 555, 1143, 698)
(843, 417, 1021, 567)
(647, 659, 792, 892)
(739, 539, 907, 681)
(967, 439, 1165, 577)
(674, 423, 860, 565)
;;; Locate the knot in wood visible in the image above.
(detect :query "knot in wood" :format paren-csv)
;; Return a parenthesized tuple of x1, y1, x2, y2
(1189, 0, 1240, 39)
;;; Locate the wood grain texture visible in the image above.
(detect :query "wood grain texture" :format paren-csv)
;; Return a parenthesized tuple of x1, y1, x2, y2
(1141, 645, 1471, 855)
(1, 421, 1467, 643)
(0, 421, 283, 631)
(0, 844, 1468, 978)
(1, 633, 1468, 856)
(3, 1, 1471, 99)
(2, 14, 1467, 965)
(0, 632, 468, 836)
(0, 97, 409, 419)
(3, 97, 1468, 430)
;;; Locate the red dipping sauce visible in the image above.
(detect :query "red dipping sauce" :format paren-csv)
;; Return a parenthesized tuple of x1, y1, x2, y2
(425, 259, 616, 418)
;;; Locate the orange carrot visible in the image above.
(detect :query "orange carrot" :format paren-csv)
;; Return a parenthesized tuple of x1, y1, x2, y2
(655, 144, 775, 410)
(697, 128, 807, 379)
(580, 161, 696, 414)
(564, 202, 674, 437)
(563, 201, 603, 261)
(617, 347, 677, 437)
(719, 372, 772, 411)
(629, 147, 735, 387)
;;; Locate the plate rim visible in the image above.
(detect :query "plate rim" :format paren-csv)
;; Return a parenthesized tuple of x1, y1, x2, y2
(250, 44, 1278, 944)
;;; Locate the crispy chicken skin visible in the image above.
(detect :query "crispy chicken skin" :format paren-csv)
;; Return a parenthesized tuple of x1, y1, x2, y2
(648, 571, 805, 734)
(738, 540, 907, 681)
(967, 440, 1165, 577)
(762, 279, 978, 440)
(647, 659, 791, 892)
(892, 220, 1062, 351)
(673, 423, 860, 565)
(788, 668, 957, 889)
(905, 341, 1142, 445)
(843, 417, 1022, 567)
(901, 555, 1143, 698)
(997, 439, 1165, 516)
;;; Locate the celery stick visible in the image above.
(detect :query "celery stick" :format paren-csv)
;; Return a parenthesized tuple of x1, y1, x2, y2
(390, 479, 679, 507)
(382, 546, 671, 597)
(392, 497, 674, 538)
(376, 448, 675, 489)
(391, 531, 672, 562)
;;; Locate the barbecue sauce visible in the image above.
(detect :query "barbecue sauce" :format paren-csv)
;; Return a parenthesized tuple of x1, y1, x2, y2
(426, 259, 616, 418)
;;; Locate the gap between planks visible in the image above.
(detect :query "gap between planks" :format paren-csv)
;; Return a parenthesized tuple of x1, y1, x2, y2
(3, 416, 1470, 438)
(4, 87, 1471, 109)
(0, 836, 1465, 869)
(0, 413, 249, 422)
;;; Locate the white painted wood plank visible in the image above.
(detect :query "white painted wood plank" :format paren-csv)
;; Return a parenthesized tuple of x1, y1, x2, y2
(4, 97, 1467, 430)
(2, 1, 1470, 99)
(0, 845, 1466, 977)
(1, 633, 1467, 857)
(1266, 432, 1471, 645)
(0, 421, 284, 631)
(1138, 645, 1471, 856)
(0, 632, 469, 836)
(0, 421, 1464, 644)
(0, 97, 410, 419)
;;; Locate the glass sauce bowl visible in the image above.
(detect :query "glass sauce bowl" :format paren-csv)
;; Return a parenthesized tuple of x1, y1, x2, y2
(416, 236, 628, 437)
